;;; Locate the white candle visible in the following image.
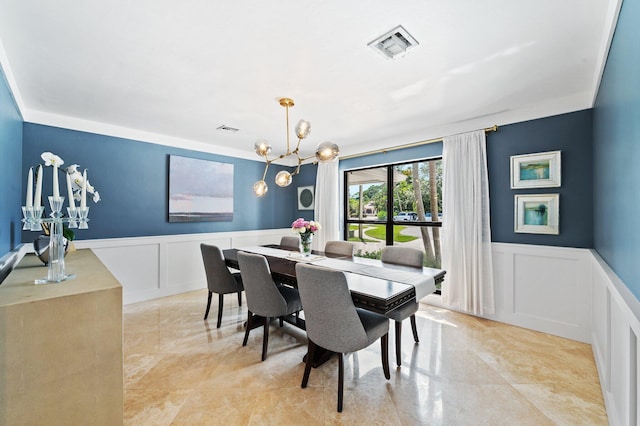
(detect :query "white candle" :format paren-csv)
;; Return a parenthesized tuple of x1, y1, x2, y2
(26, 167, 33, 208)
(52, 164, 60, 199)
(66, 172, 75, 209)
(81, 169, 87, 208)
(34, 165, 43, 208)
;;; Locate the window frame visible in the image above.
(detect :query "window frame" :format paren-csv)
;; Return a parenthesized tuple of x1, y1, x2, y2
(342, 157, 443, 246)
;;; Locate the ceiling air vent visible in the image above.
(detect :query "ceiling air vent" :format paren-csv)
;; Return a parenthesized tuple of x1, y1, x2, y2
(368, 25, 419, 60)
(216, 125, 239, 133)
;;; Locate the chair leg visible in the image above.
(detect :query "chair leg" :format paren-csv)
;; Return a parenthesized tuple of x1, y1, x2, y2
(381, 333, 390, 380)
(395, 320, 402, 367)
(203, 291, 213, 320)
(410, 314, 419, 343)
(217, 294, 224, 329)
(261, 317, 270, 361)
(301, 340, 315, 388)
(243, 311, 252, 346)
(337, 353, 344, 412)
(237, 291, 242, 307)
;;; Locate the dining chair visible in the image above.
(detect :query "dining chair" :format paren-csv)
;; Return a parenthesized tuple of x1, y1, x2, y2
(200, 244, 244, 328)
(295, 263, 390, 412)
(279, 236, 300, 250)
(237, 251, 303, 361)
(381, 245, 423, 367)
(324, 240, 355, 257)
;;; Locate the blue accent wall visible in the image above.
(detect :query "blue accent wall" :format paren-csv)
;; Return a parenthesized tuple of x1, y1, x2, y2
(488, 110, 593, 248)
(0, 68, 23, 254)
(593, 0, 640, 300)
(22, 124, 303, 241)
(340, 110, 593, 248)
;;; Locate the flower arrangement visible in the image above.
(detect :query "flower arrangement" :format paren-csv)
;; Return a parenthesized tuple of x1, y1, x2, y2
(291, 218, 321, 236)
(291, 218, 321, 257)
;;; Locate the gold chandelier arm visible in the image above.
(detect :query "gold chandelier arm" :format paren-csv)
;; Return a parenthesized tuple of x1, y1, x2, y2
(285, 103, 291, 154)
(299, 153, 317, 162)
(261, 162, 270, 181)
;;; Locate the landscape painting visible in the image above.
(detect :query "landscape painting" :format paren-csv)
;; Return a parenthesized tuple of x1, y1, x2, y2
(510, 150, 561, 188)
(514, 194, 559, 235)
(169, 155, 233, 222)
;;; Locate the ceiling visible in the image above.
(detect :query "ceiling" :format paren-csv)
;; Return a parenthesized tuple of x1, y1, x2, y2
(0, 0, 620, 163)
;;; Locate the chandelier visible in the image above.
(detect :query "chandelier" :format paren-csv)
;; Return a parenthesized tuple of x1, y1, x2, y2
(252, 98, 339, 197)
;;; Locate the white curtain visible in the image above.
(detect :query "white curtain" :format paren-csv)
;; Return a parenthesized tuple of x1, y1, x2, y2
(441, 130, 495, 315)
(313, 160, 340, 250)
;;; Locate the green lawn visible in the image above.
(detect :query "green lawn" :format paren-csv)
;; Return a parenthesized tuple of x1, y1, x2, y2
(348, 224, 418, 243)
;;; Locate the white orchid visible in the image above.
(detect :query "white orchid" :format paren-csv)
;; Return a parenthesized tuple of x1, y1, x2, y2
(37, 152, 101, 204)
(41, 152, 64, 167)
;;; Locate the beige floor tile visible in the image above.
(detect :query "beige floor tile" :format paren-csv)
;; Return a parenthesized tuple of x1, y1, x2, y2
(123, 289, 608, 425)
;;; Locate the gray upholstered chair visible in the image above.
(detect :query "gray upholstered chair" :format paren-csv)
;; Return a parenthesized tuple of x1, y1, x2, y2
(324, 240, 355, 257)
(200, 244, 244, 328)
(295, 263, 390, 412)
(237, 251, 303, 361)
(381, 245, 424, 367)
(279, 236, 300, 250)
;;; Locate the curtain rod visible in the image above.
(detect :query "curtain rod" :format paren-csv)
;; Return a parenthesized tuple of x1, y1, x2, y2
(339, 124, 498, 161)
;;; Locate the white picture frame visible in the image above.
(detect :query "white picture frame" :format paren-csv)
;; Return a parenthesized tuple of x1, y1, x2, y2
(510, 150, 561, 189)
(297, 185, 314, 210)
(514, 194, 559, 235)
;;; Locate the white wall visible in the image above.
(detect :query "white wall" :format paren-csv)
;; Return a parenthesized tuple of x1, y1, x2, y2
(590, 251, 640, 426)
(73, 229, 289, 304)
(425, 243, 593, 343)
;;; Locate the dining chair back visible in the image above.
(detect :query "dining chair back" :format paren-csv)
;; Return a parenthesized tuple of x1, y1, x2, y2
(200, 244, 244, 328)
(295, 263, 390, 412)
(324, 240, 355, 257)
(237, 251, 302, 361)
(380, 245, 424, 366)
(279, 236, 300, 250)
(381, 245, 424, 267)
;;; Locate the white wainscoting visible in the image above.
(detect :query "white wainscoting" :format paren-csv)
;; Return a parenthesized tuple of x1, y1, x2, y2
(590, 251, 640, 426)
(425, 242, 593, 343)
(73, 229, 290, 304)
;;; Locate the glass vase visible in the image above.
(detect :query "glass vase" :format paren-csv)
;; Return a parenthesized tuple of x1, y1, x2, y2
(299, 233, 313, 257)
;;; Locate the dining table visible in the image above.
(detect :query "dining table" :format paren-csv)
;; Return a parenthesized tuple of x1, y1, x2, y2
(223, 245, 445, 316)
(224, 244, 446, 366)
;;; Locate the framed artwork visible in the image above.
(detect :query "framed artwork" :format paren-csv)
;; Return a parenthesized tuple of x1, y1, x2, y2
(297, 185, 315, 210)
(514, 194, 559, 235)
(510, 150, 561, 188)
(168, 155, 234, 222)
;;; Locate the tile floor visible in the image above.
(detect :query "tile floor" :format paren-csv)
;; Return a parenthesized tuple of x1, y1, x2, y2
(123, 290, 608, 425)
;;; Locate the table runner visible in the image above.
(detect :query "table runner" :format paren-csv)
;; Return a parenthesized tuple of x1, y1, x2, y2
(236, 246, 435, 300)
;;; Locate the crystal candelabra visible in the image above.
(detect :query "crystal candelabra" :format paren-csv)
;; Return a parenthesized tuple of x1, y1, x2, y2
(21, 197, 90, 284)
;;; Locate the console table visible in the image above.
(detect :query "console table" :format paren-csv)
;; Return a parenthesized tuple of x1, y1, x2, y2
(0, 249, 123, 425)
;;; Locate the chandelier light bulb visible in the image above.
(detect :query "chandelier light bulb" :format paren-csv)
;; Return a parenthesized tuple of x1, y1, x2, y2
(275, 170, 293, 187)
(295, 120, 311, 139)
(253, 180, 268, 197)
(254, 139, 271, 157)
(315, 141, 340, 163)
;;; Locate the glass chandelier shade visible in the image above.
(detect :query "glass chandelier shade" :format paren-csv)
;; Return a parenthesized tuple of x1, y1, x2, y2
(275, 170, 293, 187)
(253, 180, 268, 197)
(316, 141, 340, 163)
(252, 98, 339, 197)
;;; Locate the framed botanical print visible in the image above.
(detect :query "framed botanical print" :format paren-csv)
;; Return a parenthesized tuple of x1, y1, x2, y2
(510, 150, 561, 189)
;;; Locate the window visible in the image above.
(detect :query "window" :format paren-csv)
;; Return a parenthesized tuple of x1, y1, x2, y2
(344, 158, 443, 274)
